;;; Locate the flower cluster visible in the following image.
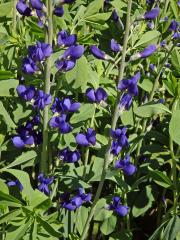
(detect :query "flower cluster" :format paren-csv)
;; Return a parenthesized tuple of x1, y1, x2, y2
(169, 20, 180, 39)
(59, 147, 81, 163)
(115, 155, 136, 176)
(38, 173, 54, 195)
(118, 72, 140, 110)
(60, 188, 91, 211)
(49, 97, 80, 134)
(108, 197, 129, 217)
(12, 115, 42, 148)
(110, 127, 129, 156)
(23, 41, 52, 74)
(17, 85, 52, 110)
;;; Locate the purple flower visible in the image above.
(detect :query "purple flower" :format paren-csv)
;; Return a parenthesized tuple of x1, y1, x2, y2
(112, 9, 119, 23)
(110, 39, 122, 52)
(59, 147, 81, 163)
(60, 188, 91, 211)
(16, 85, 36, 101)
(90, 45, 108, 60)
(49, 114, 72, 133)
(57, 30, 77, 47)
(169, 20, 179, 32)
(63, 45, 84, 60)
(146, 0, 155, 5)
(28, 41, 52, 62)
(12, 119, 42, 149)
(38, 174, 54, 195)
(108, 197, 129, 217)
(160, 40, 166, 47)
(22, 57, 38, 74)
(149, 63, 155, 71)
(56, 59, 76, 72)
(7, 179, 23, 191)
(178, 1, 180, 7)
(86, 87, 107, 103)
(76, 128, 96, 146)
(30, 0, 43, 10)
(140, 44, 157, 58)
(119, 93, 133, 110)
(115, 155, 136, 175)
(60, 0, 75, 3)
(172, 32, 180, 39)
(53, 6, 64, 17)
(51, 97, 80, 114)
(147, 21, 154, 29)
(16, 0, 32, 16)
(111, 127, 129, 155)
(118, 71, 140, 96)
(144, 8, 160, 20)
(33, 90, 52, 110)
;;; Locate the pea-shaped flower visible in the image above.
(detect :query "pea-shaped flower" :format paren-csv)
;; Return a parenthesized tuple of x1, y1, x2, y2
(22, 57, 38, 74)
(53, 6, 64, 17)
(108, 197, 129, 217)
(76, 128, 96, 146)
(38, 174, 54, 195)
(144, 7, 160, 20)
(115, 155, 137, 175)
(130, 44, 157, 61)
(59, 147, 81, 163)
(16, 85, 36, 101)
(110, 39, 122, 52)
(49, 114, 72, 134)
(28, 41, 52, 62)
(16, 0, 32, 16)
(57, 30, 77, 47)
(51, 97, 80, 114)
(90, 45, 111, 60)
(119, 93, 133, 110)
(86, 87, 107, 103)
(33, 90, 52, 110)
(30, 0, 43, 10)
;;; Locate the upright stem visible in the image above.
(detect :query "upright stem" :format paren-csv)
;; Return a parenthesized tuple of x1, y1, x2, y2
(12, 0, 17, 33)
(80, 1, 133, 239)
(40, 0, 53, 174)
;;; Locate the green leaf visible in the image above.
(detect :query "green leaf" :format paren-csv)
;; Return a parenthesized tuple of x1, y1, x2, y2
(0, 101, 16, 129)
(109, 230, 133, 240)
(0, 71, 15, 80)
(31, 219, 37, 240)
(132, 186, 155, 217)
(85, 12, 112, 22)
(76, 206, 89, 235)
(4, 151, 37, 169)
(162, 216, 180, 240)
(171, 48, 180, 74)
(3, 169, 34, 202)
(0, 79, 18, 97)
(70, 104, 95, 124)
(149, 170, 172, 188)
(134, 30, 161, 47)
(138, 78, 153, 92)
(0, 210, 22, 225)
(65, 56, 89, 91)
(37, 216, 60, 238)
(0, 33, 9, 46)
(0, 2, 13, 17)
(5, 219, 31, 240)
(84, 0, 104, 17)
(169, 110, 180, 145)
(0, 190, 22, 205)
(100, 215, 117, 235)
(134, 102, 171, 118)
(148, 220, 169, 240)
(94, 199, 112, 221)
(30, 189, 51, 210)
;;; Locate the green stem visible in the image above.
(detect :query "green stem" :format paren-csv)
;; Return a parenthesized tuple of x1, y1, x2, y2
(82, 105, 96, 180)
(136, 44, 176, 160)
(40, 0, 53, 174)
(80, 1, 133, 239)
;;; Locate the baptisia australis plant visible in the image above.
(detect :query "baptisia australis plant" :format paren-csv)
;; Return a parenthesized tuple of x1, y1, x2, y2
(4, 0, 178, 239)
